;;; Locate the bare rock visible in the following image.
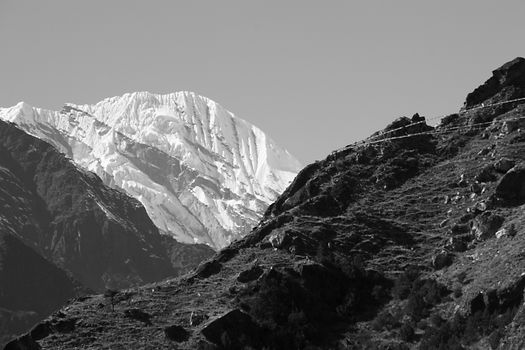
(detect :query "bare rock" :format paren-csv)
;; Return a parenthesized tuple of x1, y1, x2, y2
(123, 308, 151, 325)
(432, 251, 454, 270)
(475, 165, 497, 183)
(190, 311, 208, 326)
(470, 182, 483, 194)
(450, 223, 470, 235)
(29, 322, 51, 341)
(495, 228, 509, 239)
(237, 265, 264, 283)
(164, 325, 189, 342)
(201, 309, 261, 349)
(268, 230, 292, 249)
(3, 335, 41, 350)
(494, 158, 515, 173)
(502, 119, 520, 134)
(194, 260, 222, 279)
(471, 212, 504, 240)
(445, 236, 468, 252)
(495, 163, 525, 202)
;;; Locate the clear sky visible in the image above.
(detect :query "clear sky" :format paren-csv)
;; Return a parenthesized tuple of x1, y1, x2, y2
(1, 1, 524, 164)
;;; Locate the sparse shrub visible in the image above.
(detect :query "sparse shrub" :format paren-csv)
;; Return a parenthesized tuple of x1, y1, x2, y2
(456, 271, 468, 284)
(405, 279, 449, 321)
(508, 223, 517, 237)
(417, 319, 428, 330)
(104, 288, 119, 311)
(488, 329, 503, 350)
(429, 313, 445, 328)
(371, 310, 399, 331)
(287, 311, 307, 327)
(420, 321, 464, 350)
(392, 267, 420, 300)
(406, 293, 428, 320)
(399, 322, 415, 342)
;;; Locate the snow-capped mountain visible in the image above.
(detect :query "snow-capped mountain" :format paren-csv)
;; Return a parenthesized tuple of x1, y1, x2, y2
(0, 92, 301, 249)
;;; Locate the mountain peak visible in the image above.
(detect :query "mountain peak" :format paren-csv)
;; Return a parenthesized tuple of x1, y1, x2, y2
(465, 57, 525, 109)
(0, 92, 301, 249)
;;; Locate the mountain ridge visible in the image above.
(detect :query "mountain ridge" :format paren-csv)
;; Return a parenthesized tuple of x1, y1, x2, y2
(0, 92, 301, 249)
(7, 60, 525, 350)
(7, 57, 525, 349)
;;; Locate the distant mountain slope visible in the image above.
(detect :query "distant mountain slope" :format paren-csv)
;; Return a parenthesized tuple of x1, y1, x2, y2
(0, 142, 83, 346)
(0, 119, 213, 293)
(13, 57, 525, 350)
(0, 92, 301, 249)
(0, 231, 80, 347)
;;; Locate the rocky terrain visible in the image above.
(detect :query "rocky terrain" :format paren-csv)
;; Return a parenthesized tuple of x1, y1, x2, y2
(6, 57, 525, 350)
(0, 92, 301, 249)
(0, 120, 214, 346)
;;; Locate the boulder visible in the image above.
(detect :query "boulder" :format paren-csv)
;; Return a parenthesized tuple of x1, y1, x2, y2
(475, 165, 497, 183)
(495, 228, 509, 239)
(164, 325, 189, 342)
(445, 237, 468, 252)
(237, 265, 264, 283)
(123, 308, 151, 325)
(470, 182, 483, 194)
(3, 335, 40, 350)
(201, 309, 261, 348)
(53, 318, 76, 333)
(471, 212, 504, 240)
(502, 119, 520, 134)
(432, 251, 454, 270)
(268, 230, 292, 249)
(29, 322, 51, 341)
(450, 223, 470, 235)
(494, 158, 515, 173)
(194, 260, 222, 279)
(189, 311, 208, 326)
(474, 201, 488, 213)
(495, 163, 525, 202)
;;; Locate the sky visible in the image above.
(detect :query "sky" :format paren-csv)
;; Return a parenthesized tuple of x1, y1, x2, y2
(1, 1, 524, 164)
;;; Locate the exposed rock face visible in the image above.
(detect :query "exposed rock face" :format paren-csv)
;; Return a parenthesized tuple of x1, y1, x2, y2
(201, 310, 261, 349)
(0, 92, 301, 249)
(164, 325, 189, 342)
(431, 250, 454, 269)
(471, 211, 504, 240)
(495, 163, 525, 202)
(464, 57, 525, 109)
(9, 57, 525, 350)
(237, 264, 264, 283)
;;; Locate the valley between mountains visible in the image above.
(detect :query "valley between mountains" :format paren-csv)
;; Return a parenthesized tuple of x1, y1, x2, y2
(5, 57, 525, 349)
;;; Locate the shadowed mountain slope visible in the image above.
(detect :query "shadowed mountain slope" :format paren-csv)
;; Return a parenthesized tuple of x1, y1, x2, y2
(0, 119, 214, 346)
(0, 231, 81, 347)
(7, 57, 525, 350)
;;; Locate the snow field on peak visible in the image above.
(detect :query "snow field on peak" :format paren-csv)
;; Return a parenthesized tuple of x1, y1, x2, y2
(0, 93, 301, 249)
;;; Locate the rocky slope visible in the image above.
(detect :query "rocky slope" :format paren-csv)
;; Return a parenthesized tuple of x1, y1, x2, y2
(0, 92, 301, 249)
(7, 57, 525, 350)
